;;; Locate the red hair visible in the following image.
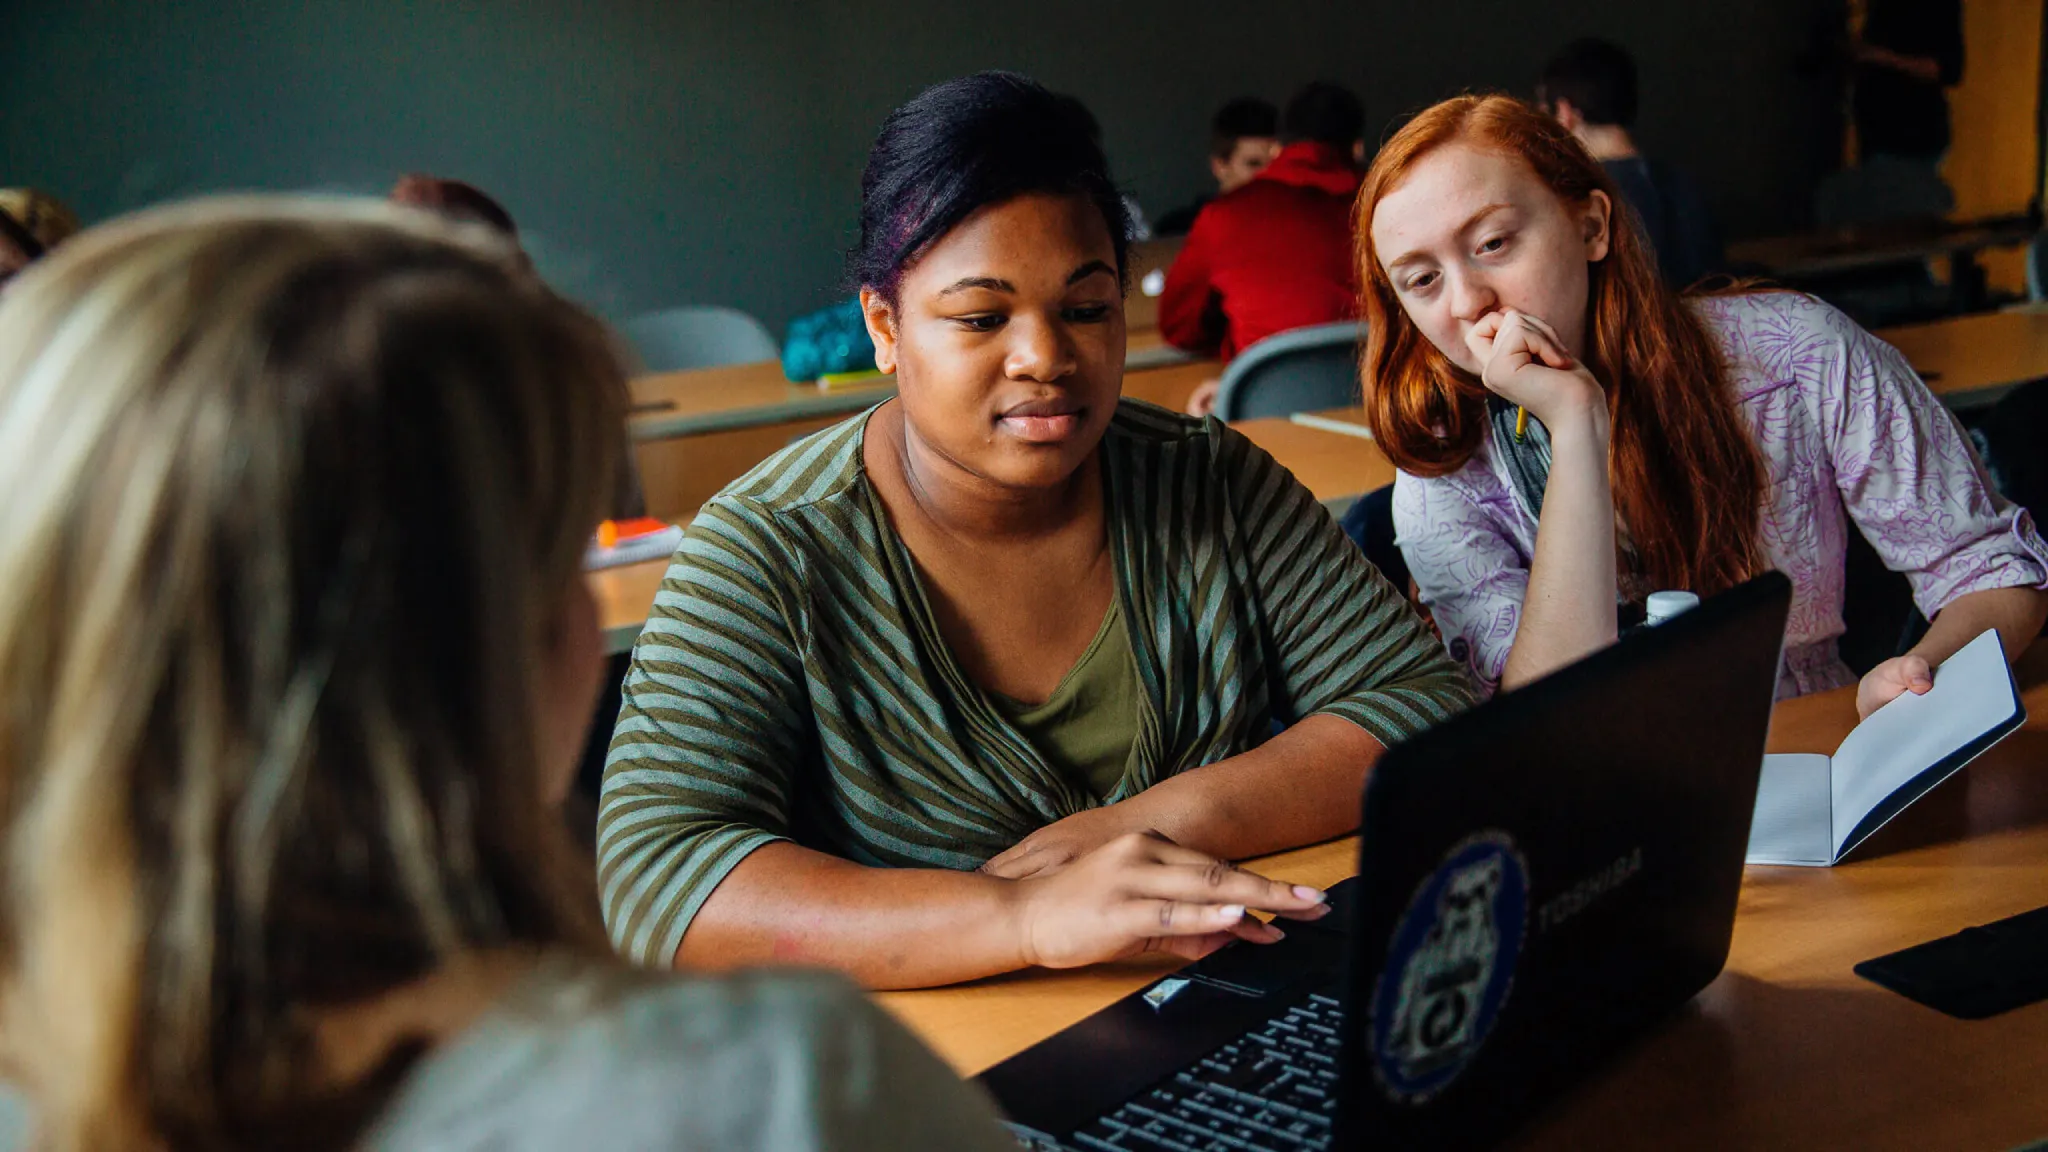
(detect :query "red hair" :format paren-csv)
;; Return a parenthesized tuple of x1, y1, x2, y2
(1356, 94, 1765, 596)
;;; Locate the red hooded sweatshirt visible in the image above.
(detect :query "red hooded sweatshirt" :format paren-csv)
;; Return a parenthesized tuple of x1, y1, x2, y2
(1157, 141, 1362, 363)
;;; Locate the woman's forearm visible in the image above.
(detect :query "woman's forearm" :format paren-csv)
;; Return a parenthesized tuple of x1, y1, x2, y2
(678, 833, 1330, 989)
(1115, 714, 1385, 860)
(676, 843, 1026, 989)
(1862, 44, 1944, 83)
(1502, 407, 1619, 691)
(1910, 585, 2048, 667)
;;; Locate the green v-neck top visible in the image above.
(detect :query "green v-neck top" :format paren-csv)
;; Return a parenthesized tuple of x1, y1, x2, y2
(598, 399, 1476, 966)
(986, 598, 1140, 802)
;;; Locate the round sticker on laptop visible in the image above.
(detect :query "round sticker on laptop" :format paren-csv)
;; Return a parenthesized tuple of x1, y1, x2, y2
(1369, 830, 1530, 1104)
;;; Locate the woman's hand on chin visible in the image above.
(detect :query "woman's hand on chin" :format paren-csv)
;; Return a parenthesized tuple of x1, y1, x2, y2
(1465, 309, 1605, 430)
(1001, 831, 1331, 970)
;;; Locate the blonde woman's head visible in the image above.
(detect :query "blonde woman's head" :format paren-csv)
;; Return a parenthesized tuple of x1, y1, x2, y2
(0, 196, 626, 1149)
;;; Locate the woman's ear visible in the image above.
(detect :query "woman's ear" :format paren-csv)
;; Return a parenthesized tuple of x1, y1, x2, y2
(859, 286, 900, 375)
(1582, 189, 1613, 264)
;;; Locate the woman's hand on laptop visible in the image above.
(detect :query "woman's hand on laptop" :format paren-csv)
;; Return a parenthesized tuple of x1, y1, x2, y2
(1006, 831, 1331, 969)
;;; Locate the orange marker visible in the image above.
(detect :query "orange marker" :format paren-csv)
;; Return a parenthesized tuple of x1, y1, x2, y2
(594, 518, 668, 550)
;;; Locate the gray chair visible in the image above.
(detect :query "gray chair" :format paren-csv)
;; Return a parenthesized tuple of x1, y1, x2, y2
(620, 305, 778, 373)
(1213, 321, 1365, 421)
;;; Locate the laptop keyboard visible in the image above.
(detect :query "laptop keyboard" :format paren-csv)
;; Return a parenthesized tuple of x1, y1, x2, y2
(1052, 990, 1345, 1151)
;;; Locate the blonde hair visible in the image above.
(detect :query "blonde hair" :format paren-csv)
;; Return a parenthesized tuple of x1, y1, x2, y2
(0, 197, 626, 1149)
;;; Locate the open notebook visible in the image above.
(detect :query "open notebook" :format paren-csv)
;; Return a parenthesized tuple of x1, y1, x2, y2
(1747, 630, 2027, 866)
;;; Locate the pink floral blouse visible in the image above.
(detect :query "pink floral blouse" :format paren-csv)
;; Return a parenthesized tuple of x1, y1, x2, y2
(1393, 292, 2048, 698)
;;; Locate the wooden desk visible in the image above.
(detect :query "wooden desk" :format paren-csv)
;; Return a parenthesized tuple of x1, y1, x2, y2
(1877, 308, 2048, 410)
(880, 644, 2048, 1151)
(1728, 214, 2037, 282)
(630, 359, 891, 442)
(1125, 326, 1199, 370)
(1290, 406, 1374, 437)
(1126, 237, 1184, 332)
(592, 557, 671, 655)
(1233, 416, 1394, 508)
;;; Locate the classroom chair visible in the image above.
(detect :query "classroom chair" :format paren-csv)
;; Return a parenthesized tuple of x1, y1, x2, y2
(1338, 484, 1409, 593)
(621, 305, 779, 373)
(1213, 321, 1363, 421)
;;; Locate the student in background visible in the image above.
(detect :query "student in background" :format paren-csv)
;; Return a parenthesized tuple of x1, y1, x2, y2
(1154, 98, 1281, 236)
(0, 209, 42, 286)
(1814, 0, 1965, 227)
(0, 188, 79, 285)
(389, 172, 645, 520)
(389, 173, 520, 238)
(1537, 38, 1721, 288)
(598, 72, 1470, 991)
(0, 198, 1014, 1151)
(1357, 95, 2048, 715)
(1853, 0, 1963, 169)
(1160, 81, 1366, 415)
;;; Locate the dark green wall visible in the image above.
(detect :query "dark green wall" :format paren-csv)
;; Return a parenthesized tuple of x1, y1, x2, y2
(1, 1, 1841, 332)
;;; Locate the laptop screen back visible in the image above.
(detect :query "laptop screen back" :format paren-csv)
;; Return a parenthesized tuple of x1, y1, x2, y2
(1334, 572, 1791, 1149)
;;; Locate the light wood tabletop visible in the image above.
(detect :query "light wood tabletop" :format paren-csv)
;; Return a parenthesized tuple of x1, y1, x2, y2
(1125, 236, 1184, 333)
(1727, 214, 2037, 281)
(629, 358, 892, 442)
(1289, 406, 1374, 437)
(1233, 415, 1394, 508)
(875, 642, 2048, 1150)
(1877, 307, 2048, 409)
(590, 556, 671, 655)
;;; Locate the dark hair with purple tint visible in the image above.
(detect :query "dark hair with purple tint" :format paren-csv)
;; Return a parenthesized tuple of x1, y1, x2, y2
(848, 71, 1133, 301)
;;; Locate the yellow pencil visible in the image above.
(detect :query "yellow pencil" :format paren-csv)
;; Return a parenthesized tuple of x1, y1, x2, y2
(1514, 405, 1529, 442)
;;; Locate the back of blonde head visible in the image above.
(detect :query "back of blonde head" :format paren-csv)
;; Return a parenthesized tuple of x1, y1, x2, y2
(0, 197, 624, 1149)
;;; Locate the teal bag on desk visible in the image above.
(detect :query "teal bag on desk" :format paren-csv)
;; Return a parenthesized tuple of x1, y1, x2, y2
(781, 297, 877, 382)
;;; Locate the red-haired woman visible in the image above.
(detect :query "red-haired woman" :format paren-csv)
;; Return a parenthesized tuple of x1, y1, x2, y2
(1358, 94, 2047, 717)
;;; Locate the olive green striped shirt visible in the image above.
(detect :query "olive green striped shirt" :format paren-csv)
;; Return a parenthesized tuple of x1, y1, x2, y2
(599, 400, 1474, 966)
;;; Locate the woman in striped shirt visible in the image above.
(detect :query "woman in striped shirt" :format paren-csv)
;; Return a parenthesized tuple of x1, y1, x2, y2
(600, 73, 1475, 989)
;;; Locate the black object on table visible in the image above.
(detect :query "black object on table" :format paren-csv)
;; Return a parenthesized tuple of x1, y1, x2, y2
(1856, 903, 2048, 1019)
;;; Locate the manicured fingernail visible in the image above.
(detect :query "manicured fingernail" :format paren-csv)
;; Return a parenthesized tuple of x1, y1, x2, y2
(1217, 904, 1245, 922)
(1266, 926, 1287, 941)
(1310, 902, 1333, 917)
(1292, 885, 1325, 902)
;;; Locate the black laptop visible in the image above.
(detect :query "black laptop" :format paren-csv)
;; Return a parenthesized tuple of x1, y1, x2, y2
(984, 571, 1793, 1151)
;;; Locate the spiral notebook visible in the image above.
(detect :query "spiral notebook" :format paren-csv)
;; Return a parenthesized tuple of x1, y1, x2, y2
(1746, 630, 2025, 866)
